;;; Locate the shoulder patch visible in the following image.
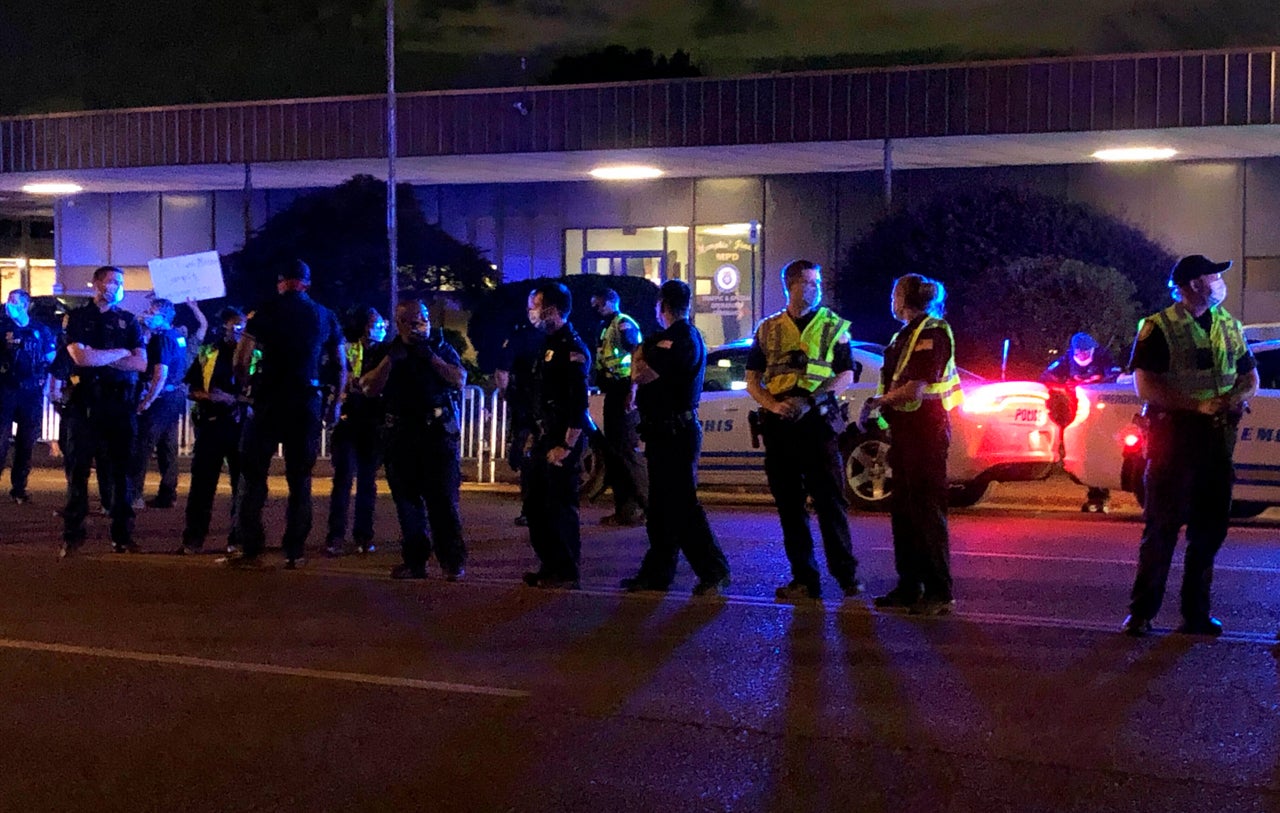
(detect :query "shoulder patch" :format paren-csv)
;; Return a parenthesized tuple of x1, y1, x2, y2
(1137, 321, 1154, 341)
(914, 338, 934, 351)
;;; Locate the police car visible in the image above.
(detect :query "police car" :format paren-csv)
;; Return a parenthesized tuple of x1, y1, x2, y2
(587, 338, 1060, 510)
(1062, 338, 1280, 518)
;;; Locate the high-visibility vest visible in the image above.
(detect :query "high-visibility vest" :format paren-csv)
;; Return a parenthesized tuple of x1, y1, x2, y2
(1143, 303, 1243, 400)
(596, 312, 639, 380)
(196, 343, 259, 393)
(880, 316, 964, 412)
(347, 341, 365, 380)
(755, 307, 851, 395)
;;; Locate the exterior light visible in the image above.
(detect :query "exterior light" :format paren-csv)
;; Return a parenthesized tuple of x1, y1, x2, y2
(700, 223, 753, 236)
(1091, 147, 1177, 162)
(589, 165, 663, 180)
(21, 182, 83, 195)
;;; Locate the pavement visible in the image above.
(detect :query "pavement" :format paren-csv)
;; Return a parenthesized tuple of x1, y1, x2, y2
(2, 466, 1280, 812)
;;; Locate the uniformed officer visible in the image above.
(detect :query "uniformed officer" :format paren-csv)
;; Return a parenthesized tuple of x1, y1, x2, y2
(130, 298, 189, 509)
(494, 310, 543, 527)
(861, 273, 964, 616)
(324, 308, 389, 556)
(591, 288, 647, 526)
(745, 259, 862, 600)
(1042, 332, 1119, 512)
(362, 299, 467, 580)
(1121, 255, 1258, 637)
(178, 307, 252, 554)
(0, 289, 56, 504)
(225, 259, 346, 569)
(61, 266, 147, 555)
(521, 281, 591, 589)
(621, 280, 731, 595)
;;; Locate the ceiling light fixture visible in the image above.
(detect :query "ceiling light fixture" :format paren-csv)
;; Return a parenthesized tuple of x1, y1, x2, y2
(21, 182, 83, 195)
(1091, 147, 1177, 162)
(589, 165, 664, 181)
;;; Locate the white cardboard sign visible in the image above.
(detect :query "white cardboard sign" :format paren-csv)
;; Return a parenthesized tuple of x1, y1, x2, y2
(147, 251, 226, 302)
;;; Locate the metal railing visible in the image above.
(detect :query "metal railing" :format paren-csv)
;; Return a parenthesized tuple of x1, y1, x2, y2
(34, 384, 512, 484)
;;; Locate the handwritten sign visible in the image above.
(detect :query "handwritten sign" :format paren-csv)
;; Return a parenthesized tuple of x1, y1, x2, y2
(147, 251, 226, 302)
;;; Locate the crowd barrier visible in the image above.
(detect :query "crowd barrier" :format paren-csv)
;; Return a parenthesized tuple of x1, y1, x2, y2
(34, 384, 513, 484)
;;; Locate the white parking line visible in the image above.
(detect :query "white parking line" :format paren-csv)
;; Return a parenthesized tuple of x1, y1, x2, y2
(0, 637, 529, 698)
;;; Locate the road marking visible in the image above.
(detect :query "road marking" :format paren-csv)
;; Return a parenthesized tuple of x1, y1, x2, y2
(0, 637, 529, 698)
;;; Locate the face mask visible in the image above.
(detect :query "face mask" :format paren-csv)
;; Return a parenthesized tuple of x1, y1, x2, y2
(1206, 278, 1227, 308)
(5, 303, 22, 321)
(369, 323, 388, 343)
(105, 285, 124, 306)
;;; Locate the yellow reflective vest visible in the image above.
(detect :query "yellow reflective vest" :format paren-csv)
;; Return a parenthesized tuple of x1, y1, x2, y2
(1142, 303, 1244, 400)
(596, 312, 640, 380)
(879, 316, 964, 412)
(755, 307, 851, 395)
(195, 342, 259, 394)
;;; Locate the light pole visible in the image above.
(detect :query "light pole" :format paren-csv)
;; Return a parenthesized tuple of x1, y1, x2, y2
(386, 0, 399, 319)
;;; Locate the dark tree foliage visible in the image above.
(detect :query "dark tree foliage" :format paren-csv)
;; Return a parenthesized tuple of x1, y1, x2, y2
(468, 275, 660, 374)
(225, 175, 498, 316)
(836, 186, 1175, 373)
(542, 46, 702, 85)
(952, 257, 1143, 378)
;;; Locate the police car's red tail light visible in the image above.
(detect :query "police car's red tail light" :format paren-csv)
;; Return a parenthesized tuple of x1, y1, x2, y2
(1122, 432, 1141, 447)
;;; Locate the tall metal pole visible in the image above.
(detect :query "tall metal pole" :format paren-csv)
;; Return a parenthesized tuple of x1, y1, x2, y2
(386, 0, 399, 318)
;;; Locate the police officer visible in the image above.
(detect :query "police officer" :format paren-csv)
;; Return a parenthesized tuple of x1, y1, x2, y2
(131, 298, 189, 509)
(178, 307, 251, 554)
(362, 299, 467, 580)
(0, 289, 55, 504)
(591, 288, 647, 526)
(861, 274, 964, 616)
(1121, 255, 1258, 637)
(61, 266, 147, 555)
(225, 259, 346, 569)
(521, 281, 591, 589)
(494, 308, 543, 527)
(745, 259, 861, 601)
(621, 280, 731, 596)
(1042, 332, 1119, 512)
(324, 308, 389, 556)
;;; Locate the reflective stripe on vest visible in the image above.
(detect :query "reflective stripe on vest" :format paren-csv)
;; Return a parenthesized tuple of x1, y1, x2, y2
(756, 307, 851, 395)
(199, 343, 258, 392)
(879, 317, 964, 412)
(1146, 303, 1242, 400)
(347, 341, 365, 380)
(597, 313, 639, 379)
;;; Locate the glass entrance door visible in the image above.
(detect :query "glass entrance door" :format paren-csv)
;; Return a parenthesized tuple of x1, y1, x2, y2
(581, 251, 667, 286)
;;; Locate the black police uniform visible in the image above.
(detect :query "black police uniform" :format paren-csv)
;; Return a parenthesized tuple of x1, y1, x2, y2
(231, 290, 343, 562)
(1127, 309, 1254, 628)
(596, 312, 648, 523)
(326, 339, 388, 552)
(524, 322, 591, 585)
(181, 335, 248, 550)
(880, 316, 955, 606)
(746, 316, 860, 597)
(62, 302, 144, 550)
(630, 319, 730, 589)
(1042, 345, 1118, 511)
(381, 334, 466, 576)
(131, 325, 189, 506)
(0, 313, 55, 500)
(498, 320, 544, 522)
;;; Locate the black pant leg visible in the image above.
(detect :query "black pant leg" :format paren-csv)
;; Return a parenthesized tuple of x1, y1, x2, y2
(385, 436, 430, 570)
(352, 432, 381, 544)
(1129, 418, 1195, 619)
(424, 431, 465, 572)
(279, 395, 322, 560)
(231, 408, 275, 557)
(1180, 428, 1235, 621)
(326, 421, 356, 543)
(602, 390, 646, 515)
(667, 423, 728, 582)
(802, 420, 858, 588)
(62, 404, 94, 544)
(763, 420, 820, 588)
(638, 435, 683, 585)
(98, 399, 137, 546)
(7, 388, 42, 496)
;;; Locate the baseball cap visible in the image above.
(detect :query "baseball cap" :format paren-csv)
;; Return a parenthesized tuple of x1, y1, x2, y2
(279, 259, 312, 284)
(1170, 254, 1231, 287)
(1069, 332, 1098, 352)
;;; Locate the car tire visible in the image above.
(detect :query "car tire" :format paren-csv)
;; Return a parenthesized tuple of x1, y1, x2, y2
(948, 480, 989, 508)
(842, 433, 894, 512)
(579, 432, 607, 501)
(1230, 500, 1267, 519)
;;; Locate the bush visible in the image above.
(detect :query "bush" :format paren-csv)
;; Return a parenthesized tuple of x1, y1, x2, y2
(836, 186, 1176, 365)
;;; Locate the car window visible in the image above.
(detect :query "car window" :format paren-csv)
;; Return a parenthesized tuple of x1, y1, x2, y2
(1252, 343, 1280, 389)
(704, 348, 748, 392)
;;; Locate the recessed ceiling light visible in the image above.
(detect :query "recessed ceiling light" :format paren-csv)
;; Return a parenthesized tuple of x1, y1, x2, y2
(1091, 147, 1177, 162)
(21, 182, 83, 195)
(589, 165, 663, 181)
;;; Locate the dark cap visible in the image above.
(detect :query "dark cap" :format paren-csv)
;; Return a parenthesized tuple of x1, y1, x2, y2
(278, 259, 311, 284)
(1069, 332, 1098, 352)
(1170, 254, 1231, 287)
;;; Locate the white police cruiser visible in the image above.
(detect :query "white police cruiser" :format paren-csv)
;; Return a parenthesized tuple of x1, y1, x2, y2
(1063, 337, 1280, 518)
(589, 338, 1060, 510)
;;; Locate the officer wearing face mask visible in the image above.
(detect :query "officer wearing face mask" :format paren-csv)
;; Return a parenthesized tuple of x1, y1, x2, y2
(0, 289, 56, 504)
(1121, 255, 1258, 638)
(130, 298, 189, 510)
(60, 266, 147, 556)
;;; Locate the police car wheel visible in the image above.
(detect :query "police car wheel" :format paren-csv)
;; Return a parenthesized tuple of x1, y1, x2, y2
(843, 437, 894, 512)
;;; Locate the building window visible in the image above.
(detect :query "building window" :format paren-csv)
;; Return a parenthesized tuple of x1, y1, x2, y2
(563, 226, 690, 287)
(693, 223, 759, 347)
(1243, 257, 1280, 325)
